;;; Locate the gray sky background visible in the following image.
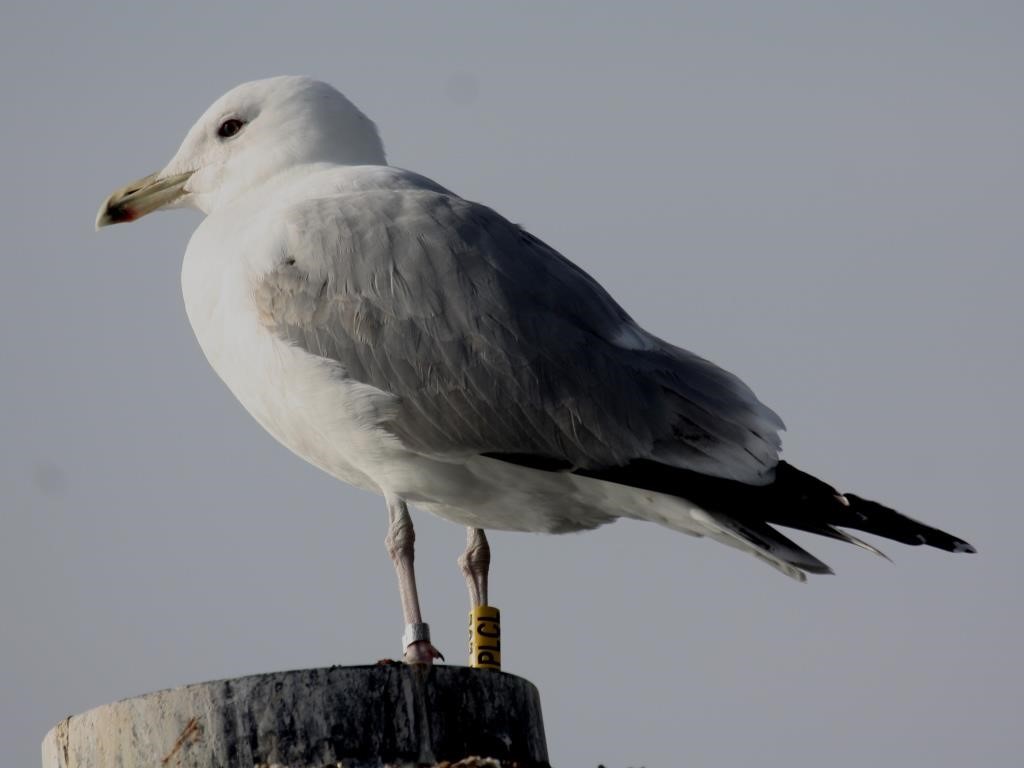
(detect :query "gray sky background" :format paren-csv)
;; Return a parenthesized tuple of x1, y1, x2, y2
(2, 3, 1021, 766)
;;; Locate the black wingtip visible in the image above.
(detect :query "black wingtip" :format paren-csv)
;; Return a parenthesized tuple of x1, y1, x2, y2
(842, 493, 975, 554)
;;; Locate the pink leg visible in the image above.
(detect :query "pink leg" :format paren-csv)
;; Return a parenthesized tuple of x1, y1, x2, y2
(384, 494, 443, 664)
(458, 527, 491, 608)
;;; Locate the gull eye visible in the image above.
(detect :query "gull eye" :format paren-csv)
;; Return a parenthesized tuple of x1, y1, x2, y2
(217, 118, 245, 139)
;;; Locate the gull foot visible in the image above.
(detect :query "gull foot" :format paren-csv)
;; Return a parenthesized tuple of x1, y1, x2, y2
(403, 640, 445, 664)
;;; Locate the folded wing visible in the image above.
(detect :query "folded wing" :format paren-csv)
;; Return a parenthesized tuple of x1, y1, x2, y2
(254, 187, 784, 484)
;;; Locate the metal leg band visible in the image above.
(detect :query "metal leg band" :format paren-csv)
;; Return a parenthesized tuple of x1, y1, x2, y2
(403, 622, 431, 649)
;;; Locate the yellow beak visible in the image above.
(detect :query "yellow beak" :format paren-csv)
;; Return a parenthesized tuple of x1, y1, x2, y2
(95, 170, 193, 229)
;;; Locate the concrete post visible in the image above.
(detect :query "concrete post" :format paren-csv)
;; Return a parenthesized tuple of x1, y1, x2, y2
(42, 665, 548, 767)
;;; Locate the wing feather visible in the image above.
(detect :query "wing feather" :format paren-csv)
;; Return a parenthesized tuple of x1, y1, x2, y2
(253, 188, 783, 483)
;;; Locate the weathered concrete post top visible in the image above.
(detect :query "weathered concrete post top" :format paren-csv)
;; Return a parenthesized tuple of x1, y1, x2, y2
(42, 665, 548, 768)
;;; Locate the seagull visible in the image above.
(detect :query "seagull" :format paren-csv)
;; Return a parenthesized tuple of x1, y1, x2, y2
(98, 76, 973, 663)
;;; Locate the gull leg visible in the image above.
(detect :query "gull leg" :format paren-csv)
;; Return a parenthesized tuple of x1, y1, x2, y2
(458, 527, 491, 608)
(384, 494, 442, 664)
(460, 527, 502, 670)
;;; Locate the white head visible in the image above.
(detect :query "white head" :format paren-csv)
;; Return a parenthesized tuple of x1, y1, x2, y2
(98, 76, 386, 225)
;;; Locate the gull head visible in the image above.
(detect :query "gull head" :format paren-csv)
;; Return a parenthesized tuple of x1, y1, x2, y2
(97, 76, 386, 228)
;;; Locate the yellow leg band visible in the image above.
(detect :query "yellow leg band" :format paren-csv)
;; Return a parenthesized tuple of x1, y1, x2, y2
(469, 605, 501, 670)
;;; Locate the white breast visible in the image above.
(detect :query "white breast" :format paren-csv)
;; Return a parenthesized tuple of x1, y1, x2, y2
(180, 208, 393, 494)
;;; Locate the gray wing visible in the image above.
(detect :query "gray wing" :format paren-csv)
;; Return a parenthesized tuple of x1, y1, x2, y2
(254, 188, 784, 483)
